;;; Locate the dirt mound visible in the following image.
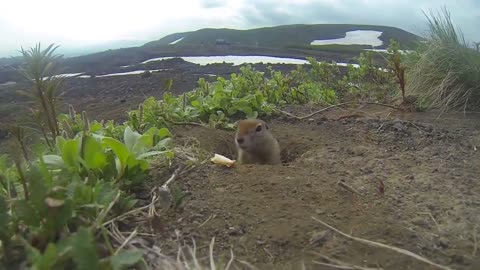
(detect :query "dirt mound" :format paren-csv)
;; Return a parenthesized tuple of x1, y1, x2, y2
(148, 108, 480, 270)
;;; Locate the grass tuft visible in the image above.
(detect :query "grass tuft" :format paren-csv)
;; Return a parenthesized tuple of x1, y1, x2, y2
(406, 6, 480, 112)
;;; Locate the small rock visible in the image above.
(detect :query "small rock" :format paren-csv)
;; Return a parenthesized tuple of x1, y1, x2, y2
(450, 254, 466, 265)
(405, 175, 415, 180)
(273, 238, 290, 246)
(315, 209, 325, 215)
(437, 238, 449, 249)
(369, 122, 380, 129)
(309, 230, 333, 247)
(256, 240, 266, 245)
(393, 122, 407, 132)
(411, 216, 430, 228)
(192, 213, 204, 219)
(360, 167, 373, 174)
(228, 226, 245, 236)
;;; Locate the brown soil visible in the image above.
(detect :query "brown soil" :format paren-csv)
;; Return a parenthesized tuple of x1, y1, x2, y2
(1, 61, 479, 270)
(150, 106, 480, 270)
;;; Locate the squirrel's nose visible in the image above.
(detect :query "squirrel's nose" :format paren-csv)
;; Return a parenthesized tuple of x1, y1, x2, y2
(236, 138, 244, 144)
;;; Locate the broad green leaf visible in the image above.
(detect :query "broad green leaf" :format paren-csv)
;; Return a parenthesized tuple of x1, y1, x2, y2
(42, 155, 65, 169)
(110, 249, 143, 270)
(137, 150, 167, 159)
(123, 126, 141, 153)
(0, 196, 9, 241)
(70, 227, 100, 270)
(191, 100, 200, 107)
(35, 243, 58, 270)
(154, 138, 172, 151)
(103, 138, 130, 174)
(132, 135, 151, 157)
(55, 136, 66, 155)
(0, 155, 7, 171)
(89, 121, 103, 133)
(27, 165, 49, 210)
(13, 200, 41, 226)
(37, 156, 55, 189)
(247, 111, 258, 119)
(82, 136, 107, 170)
(61, 138, 80, 170)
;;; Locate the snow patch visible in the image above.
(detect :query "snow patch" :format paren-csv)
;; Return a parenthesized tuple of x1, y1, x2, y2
(41, 72, 84, 80)
(311, 30, 383, 47)
(0, 81, 16, 86)
(169, 37, 184, 45)
(76, 69, 167, 78)
(363, 49, 414, 54)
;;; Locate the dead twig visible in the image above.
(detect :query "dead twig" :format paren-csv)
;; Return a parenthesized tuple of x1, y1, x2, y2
(161, 165, 185, 190)
(263, 247, 274, 261)
(376, 111, 392, 132)
(209, 237, 216, 270)
(197, 214, 216, 229)
(103, 193, 159, 226)
(403, 120, 429, 134)
(337, 181, 363, 196)
(313, 261, 381, 270)
(92, 191, 121, 229)
(275, 102, 356, 120)
(273, 108, 300, 119)
(312, 217, 454, 270)
(417, 212, 441, 232)
(225, 249, 235, 270)
(360, 101, 403, 111)
(166, 119, 208, 127)
(114, 227, 138, 255)
(313, 253, 383, 270)
(237, 259, 259, 270)
(334, 113, 363, 121)
(473, 226, 478, 257)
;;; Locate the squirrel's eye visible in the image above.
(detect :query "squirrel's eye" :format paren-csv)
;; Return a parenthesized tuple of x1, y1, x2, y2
(255, 125, 262, 132)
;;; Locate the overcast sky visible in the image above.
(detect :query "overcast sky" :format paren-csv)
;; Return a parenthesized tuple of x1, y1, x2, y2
(1, 0, 478, 57)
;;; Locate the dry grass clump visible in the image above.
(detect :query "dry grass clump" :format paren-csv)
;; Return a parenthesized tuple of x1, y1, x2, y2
(407, 7, 480, 112)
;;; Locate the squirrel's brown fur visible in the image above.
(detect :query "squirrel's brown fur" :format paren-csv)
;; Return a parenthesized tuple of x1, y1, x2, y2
(234, 119, 281, 165)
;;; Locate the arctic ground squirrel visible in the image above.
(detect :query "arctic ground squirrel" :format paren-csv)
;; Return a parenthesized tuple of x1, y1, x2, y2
(234, 119, 281, 165)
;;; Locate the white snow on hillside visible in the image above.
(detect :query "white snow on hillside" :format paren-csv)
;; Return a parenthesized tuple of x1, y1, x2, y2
(77, 69, 167, 78)
(311, 30, 383, 47)
(0, 81, 16, 86)
(363, 48, 414, 54)
(41, 72, 84, 80)
(169, 37, 184, 45)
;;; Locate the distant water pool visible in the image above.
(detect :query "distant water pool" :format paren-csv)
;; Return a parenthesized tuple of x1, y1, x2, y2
(141, 55, 310, 65)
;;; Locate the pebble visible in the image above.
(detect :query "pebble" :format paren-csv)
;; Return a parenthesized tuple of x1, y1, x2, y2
(309, 230, 332, 247)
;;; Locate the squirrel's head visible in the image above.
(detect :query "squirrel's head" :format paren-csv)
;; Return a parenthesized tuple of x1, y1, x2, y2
(234, 119, 270, 152)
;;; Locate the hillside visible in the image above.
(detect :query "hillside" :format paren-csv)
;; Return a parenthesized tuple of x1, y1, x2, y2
(145, 24, 422, 49)
(0, 23, 422, 83)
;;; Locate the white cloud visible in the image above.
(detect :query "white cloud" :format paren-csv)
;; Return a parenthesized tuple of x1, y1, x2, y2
(0, 0, 478, 57)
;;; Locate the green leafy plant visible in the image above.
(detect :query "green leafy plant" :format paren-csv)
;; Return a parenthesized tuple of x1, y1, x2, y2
(341, 51, 396, 101)
(135, 64, 339, 129)
(387, 39, 407, 102)
(19, 43, 63, 149)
